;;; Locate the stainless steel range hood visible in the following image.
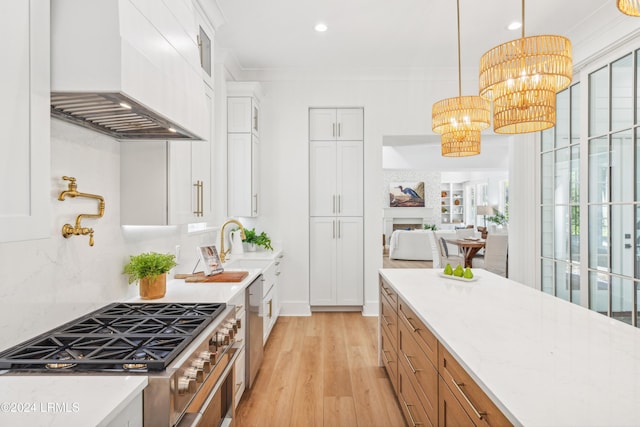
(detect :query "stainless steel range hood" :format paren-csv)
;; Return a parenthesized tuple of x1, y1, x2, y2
(51, 93, 199, 140)
(51, 0, 206, 141)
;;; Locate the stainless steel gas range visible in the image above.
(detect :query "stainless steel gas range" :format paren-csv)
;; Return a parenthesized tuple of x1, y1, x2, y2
(0, 302, 241, 427)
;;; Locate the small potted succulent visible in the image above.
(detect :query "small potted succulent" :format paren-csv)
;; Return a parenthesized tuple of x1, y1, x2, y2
(123, 252, 177, 299)
(242, 228, 273, 252)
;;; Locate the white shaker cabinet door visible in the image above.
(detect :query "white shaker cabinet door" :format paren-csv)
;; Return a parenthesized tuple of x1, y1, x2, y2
(309, 109, 337, 141)
(309, 141, 338, 216)
(227, 133, 253, 217)
(228, 97, 253, 133)
(309, 217, 337, 305)
(336, 108, 364, 141)
(336, 217, 363, 305)
(336, 141, 363, 216)
(0, 0, 50, 242)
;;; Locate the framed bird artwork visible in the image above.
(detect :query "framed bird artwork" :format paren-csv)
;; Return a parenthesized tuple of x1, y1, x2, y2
(389, 181, 425, 207)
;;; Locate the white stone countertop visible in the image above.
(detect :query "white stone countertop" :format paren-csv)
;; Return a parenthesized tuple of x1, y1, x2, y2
(379, 268, 640, 427)
(128, 268, 263, 304)
(0, 376, 147, 427)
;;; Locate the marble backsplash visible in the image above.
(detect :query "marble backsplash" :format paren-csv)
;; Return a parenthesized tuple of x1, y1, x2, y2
(0, 120, 218, 351)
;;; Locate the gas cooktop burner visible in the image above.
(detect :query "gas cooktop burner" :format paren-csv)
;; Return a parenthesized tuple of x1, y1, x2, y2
(0, 302, 226, 372)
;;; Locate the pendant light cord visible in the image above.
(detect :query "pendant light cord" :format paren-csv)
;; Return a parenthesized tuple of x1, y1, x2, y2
(456, 0, 461, 97)
(521, 0, 525, 38)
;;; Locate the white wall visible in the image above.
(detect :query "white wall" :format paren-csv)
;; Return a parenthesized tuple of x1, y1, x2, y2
(0, 120, 217, 351)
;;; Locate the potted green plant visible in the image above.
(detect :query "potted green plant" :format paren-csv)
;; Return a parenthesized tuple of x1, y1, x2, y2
(423, 224, 437, 231)
(123, 252, 177, 299)
(487, 212, 508, 226)
(242, 228, 273, 252)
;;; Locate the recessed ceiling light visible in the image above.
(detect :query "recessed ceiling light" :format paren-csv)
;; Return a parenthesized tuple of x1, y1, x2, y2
(314, 23, 328, 32)
(168, 127, 176, 133)
(507, 21, 522, 31)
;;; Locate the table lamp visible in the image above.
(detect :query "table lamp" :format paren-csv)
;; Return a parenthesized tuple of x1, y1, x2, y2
(476, 205, 494, 228)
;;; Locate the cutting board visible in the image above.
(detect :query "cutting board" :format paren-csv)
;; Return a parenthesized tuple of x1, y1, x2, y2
(175, 271, 249, 283)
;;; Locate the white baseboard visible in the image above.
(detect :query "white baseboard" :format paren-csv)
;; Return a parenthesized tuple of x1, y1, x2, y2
(362, 302, 379, 316)
(279, 301, 311, 316)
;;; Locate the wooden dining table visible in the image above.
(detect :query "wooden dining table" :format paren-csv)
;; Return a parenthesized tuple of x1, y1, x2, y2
(445, 238, 486, 268)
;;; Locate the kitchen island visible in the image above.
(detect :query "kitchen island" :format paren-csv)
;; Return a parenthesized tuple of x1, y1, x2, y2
(379, 268, 640, 427)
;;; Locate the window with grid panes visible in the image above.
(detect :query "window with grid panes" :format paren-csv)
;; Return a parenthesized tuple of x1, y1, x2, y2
(540, 83, 581, 304)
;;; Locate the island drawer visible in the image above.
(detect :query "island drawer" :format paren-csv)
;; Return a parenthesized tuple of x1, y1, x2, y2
(381, 324, 398, 394)
(438, 344, 512, 427)
(399, 317, 438, 425)
(380, 290, 398, 346)
(380, 277, 398, 305)
(398, 361, 435, 427)
(398, 299, 437, 367)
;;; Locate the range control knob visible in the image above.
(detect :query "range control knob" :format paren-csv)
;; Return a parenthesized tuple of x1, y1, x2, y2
(192, 357, 211, 373)
(200, 350, 217, 364)
(184, 367, 203, 383)
(178, 376, 196, 394)
(226, 321, 238, 334)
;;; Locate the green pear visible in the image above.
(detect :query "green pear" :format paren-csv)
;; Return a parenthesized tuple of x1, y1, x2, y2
(453, 265, 464, 277)
(463, 267, 474, 279)
(443, 263, 453, 275)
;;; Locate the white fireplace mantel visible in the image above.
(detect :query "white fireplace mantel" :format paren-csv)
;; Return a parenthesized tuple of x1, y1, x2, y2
(383, 207, 436, 243)
(383, 207, 434, 219)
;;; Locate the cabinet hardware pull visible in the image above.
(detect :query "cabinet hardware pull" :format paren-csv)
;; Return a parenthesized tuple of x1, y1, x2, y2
(338, 122, 341, 137)
(338, 194, 341, 213)
(333, 195, 336, 213)
(234, 305, 244, 312)
(382, 350, 393, 365)
(449, 376, 486, 420)
(402, 352, 420, 374)
(332, 123, 336, 137)
(253, 194, 258, 215)
(275, 272, 281, 276)
(382, 286, 393, 297)
(400, 395, 421, 426)
(333, 220, 336, 238)
(337, 220, 340, 238)
(381, 315, 391, 327)
(400, 311, 419, 332)
(235, 381, 243, 393)
(193, 181, 203, 216)
(268, 299, 273, 318)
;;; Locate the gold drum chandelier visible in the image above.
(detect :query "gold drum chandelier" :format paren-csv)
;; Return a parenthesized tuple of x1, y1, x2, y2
(432, 0, 490, 157)
(479, 0, 572, 134)
(617, 0, 640, 16)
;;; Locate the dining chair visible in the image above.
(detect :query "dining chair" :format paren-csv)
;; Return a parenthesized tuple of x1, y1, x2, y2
(437, 236, 464, 268)
(473, 234, 508, 277)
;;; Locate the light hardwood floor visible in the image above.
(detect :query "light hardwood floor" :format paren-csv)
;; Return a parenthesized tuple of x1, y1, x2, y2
(235, 313, 406, 427)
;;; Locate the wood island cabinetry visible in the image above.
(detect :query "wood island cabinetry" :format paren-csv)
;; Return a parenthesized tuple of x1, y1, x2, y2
(379, 277, 511, 427)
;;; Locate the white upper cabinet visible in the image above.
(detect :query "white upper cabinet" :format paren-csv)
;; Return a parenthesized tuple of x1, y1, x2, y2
(309, 108, 364, 141)
(227, 82, 262, 217)
(227, 134, 259, 217)
(0, 0, 50, 243)
(194, 4, 214, 89)
(227, 84, 260, 138)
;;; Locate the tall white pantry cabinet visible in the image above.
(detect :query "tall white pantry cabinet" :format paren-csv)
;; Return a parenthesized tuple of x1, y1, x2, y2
(309, 108, 364, 306)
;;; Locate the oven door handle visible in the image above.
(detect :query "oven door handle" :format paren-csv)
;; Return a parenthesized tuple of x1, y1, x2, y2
(176, 348, 240, 427)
